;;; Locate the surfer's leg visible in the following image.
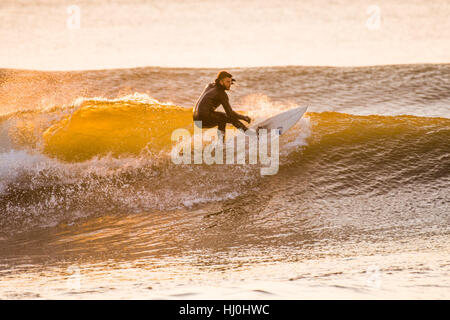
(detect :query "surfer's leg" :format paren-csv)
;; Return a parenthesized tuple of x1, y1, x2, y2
(198, 112, 246, 142)
(215, 119, 227, 142)
(210, 111, 248, 132)
(194, 118, 216, 129)
(204, 112, 227, 142)
(195, 113, 226, 141)
(217, 128, 225, 143)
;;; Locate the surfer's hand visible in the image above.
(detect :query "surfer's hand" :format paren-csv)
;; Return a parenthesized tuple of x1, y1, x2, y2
(242, 116, 251, 123)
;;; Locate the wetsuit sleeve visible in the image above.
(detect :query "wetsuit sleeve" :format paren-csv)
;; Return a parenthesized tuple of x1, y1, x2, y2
(221, 92, 239, 119)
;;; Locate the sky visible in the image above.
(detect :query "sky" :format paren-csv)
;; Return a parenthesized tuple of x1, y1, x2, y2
(1, 0, 449, 70)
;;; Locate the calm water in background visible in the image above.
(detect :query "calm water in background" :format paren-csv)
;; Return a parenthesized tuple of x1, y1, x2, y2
(0, 0, 449, 299)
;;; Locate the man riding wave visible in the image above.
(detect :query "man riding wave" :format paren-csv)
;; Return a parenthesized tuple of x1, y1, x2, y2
(193, 71, 251, 141)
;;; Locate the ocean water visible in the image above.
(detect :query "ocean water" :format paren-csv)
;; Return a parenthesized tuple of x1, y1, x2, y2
(0, 64, 449, 299)
(0, 0, 449, 300)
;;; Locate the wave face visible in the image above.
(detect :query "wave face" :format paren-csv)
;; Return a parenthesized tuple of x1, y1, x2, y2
(0, 64, 449, 240)
(0, 94, 260, 234)
(297, 112, 450, 190)
(42, 98, 193, 162)
(0, 104, 449, 235)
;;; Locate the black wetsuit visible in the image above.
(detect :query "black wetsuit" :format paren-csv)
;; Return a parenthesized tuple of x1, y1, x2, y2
(193, 82, 247, 133)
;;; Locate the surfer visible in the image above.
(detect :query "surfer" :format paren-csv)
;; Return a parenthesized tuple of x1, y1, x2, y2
(193, 71, 251, 140)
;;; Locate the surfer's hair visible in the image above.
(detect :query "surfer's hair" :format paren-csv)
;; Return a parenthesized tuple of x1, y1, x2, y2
(215, 71, 233, 85)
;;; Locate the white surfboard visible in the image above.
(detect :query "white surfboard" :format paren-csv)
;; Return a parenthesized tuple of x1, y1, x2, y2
(214, 106, 308, 151)
(205, 106, 308, 172)
(246, 106, 308, 136)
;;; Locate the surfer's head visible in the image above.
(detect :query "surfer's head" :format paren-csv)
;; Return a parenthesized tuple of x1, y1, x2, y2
(215, 70, 235, 90)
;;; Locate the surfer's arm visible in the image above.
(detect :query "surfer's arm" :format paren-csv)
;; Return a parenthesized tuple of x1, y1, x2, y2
(221, 93, 251, 123)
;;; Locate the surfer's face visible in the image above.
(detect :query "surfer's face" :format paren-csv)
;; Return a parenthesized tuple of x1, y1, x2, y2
(220, 77, 232, 90)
